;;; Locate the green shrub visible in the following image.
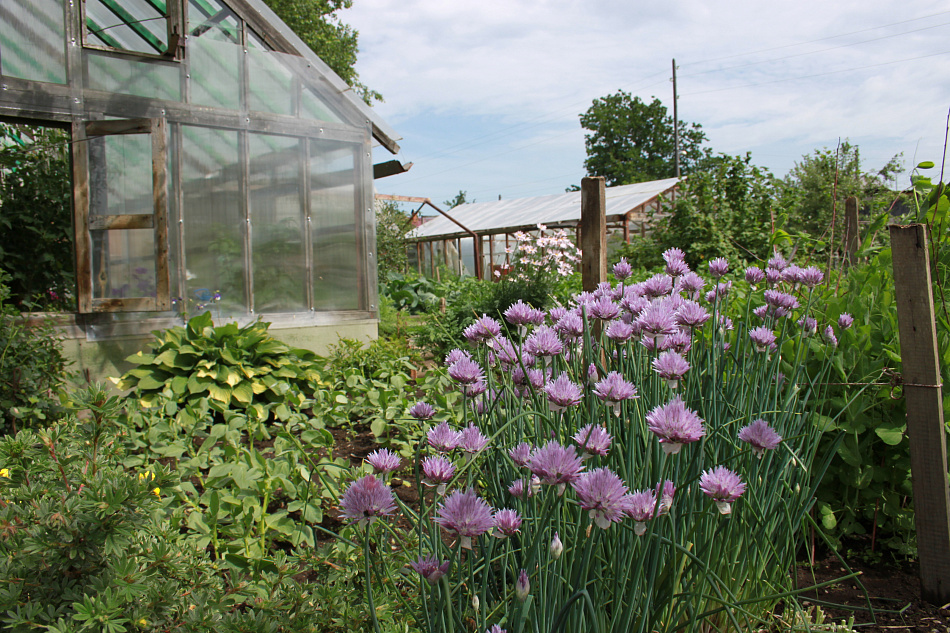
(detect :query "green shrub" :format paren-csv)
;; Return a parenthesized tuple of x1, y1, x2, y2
(0, 270, 69, 434)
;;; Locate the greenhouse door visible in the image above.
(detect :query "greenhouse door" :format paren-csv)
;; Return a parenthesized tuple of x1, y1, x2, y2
(72, 118, 170, 313)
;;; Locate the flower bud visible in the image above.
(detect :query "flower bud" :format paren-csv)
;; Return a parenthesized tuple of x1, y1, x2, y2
(549, 532, 563, 560)
(515, 569, 530, 602)
(472, 594, 480, 610)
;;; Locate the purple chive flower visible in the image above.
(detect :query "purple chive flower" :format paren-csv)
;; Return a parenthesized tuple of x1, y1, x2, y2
(752, 305, 769, 320)
(626, 489, 657, 535)
(488, 626, 508, 633)
(494, 508, 523, 538)
(764, 289, 799, 312)
(782, 265, 803, 285)
(797, 316, 818, 336)
(709, 258, 729, 278)
(620, 293, 650, 318)
(678, 271, 705, 297)
(823, 325, 838, 347)
(652, 351, 690, 389)
(656, 480, 676, 515)
(409, 402, 436, 420)
(613, 257, 633, 281)
(838, 313, 854, 329)
(515, 569, 530, 602)
(637, 301, 678, 342)
(768, 254, 788, 271)
(465, 380, 488, 397)
(749, 326, 777, 352)
(593, 371, 638, 415)
(663, 248, 690, 277)
(589, 296, 621, 320)
(554, 312, 585, 341)
(434, 488, 496, 549)
(573, 424, 613, 458)
(504, 300, 546, 328)
(509, 442, 534, 467)
(427, 421, 462, 453)
(571, 467, 632, 529)
(764, 267, 783, 286)
(605, 319, 635, 343)
(529, 441, 584, 491)
(738, 419, 783, 457)
(745, 267, 765, 286)
(646, 396, 706, 454)
(548, 306, 568, 323)
(675, 300, 710, 328)
(339, 475, 397, 528)
(366, 448, 401, 474)
(411, 555, 451, 585)
(799, 266, 824, 287)
(525, 325, 564, 357)
(699, 466, 747, 514)
(422, 455, 456, 492)
(544, 372, 583, 411)
(662, 330, 693, 355)
(642, 273, 674, 299)
(448, 358, 484, 385)
(463, 315, 502, 345)
(445, 348, 472, 366)
(508, 476, 538, 499)
(459, 424, 489, 455)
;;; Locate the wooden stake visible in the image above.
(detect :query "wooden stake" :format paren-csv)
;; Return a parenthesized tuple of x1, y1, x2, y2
(580, 176, 607, 292)
(844, 196, 860, 266)
(890, 223, 950, 605)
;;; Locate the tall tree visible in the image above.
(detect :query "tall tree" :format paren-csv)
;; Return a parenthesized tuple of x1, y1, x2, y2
(580, 91, 710, 186)
(263, 0, 381, 103)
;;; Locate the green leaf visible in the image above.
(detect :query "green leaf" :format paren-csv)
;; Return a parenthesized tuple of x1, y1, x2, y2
(837, 435, 862, 467)
(231, 382, 254, 404)
(917, 160, 935, 169)
(875, 425, 904, 446)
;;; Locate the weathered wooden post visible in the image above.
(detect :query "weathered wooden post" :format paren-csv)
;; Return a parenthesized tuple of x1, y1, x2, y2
(580, 176, 606, 292)
(844, 196, 860, 266)
(890, 223, 950, 605)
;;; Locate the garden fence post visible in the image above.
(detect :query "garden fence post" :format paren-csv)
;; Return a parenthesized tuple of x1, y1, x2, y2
(844, 197, 860, 266)
(580, 176, 606, 292)
(890, 223, 950, 605)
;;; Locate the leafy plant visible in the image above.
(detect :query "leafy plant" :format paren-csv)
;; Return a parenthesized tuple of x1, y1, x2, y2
(382, 271, 440, 314)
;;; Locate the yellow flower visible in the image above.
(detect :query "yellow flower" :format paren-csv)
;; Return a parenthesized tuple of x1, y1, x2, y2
(153, 487, 161, 497)
(0, 469, 9, 478)
(138, 618, 147, 627)
(138, 471, 154, 481)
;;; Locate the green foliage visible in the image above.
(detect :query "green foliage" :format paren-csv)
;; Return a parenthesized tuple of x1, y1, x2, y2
(778, 141, 903, 257)
(443, 191, 471, 209)
(0, 123, 73, 311)
(376, 201, 411, 278)
(262, 0, 381, 104)
(0, 271, 70, 434)
(617, 153, 775, 270)
(116, 312, 321, 422)
(580, 91, 711, 185)
(381, 272, 440, 314)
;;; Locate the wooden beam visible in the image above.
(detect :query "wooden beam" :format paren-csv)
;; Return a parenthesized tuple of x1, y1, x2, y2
(844, 196, 860, 265)
(373, 160, 412, 180)
(580, 176, 606, 292)
(890, 223, 950, 605)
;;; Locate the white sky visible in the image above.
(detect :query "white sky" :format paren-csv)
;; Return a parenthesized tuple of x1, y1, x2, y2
(344, 0, 950, 210)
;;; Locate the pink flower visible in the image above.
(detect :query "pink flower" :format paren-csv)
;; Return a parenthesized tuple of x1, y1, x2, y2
(571, 467, 632, 529)
(738, 419, 782, 457)
(646, 396, 705, 454)
(699, 466, 747, 514)
(339, 475, 397, 527)
(411, 555, 450, 585)
(434, 488, 496, 549)
(572, 424, 612, 457)
(544, 372, 582, 411)
(366, 448, 401, 474)
(529, 441, 584, 491)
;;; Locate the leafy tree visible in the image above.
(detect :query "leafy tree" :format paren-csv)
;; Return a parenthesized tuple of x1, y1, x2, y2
(443, 190, 471, 209)
(580, 91, 711, 186)
(617, 154, 775, 269)
(375, 200, 410, 277)
(0, 124, 73, 311)
(778, 141, 902, 254)
(263, 0, 381, 103)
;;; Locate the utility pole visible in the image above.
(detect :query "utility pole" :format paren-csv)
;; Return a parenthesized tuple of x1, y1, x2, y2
(672, 58, 680, 178)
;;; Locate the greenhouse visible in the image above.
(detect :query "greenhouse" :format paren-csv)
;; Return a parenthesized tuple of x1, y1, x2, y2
(0, 0, 402, 380)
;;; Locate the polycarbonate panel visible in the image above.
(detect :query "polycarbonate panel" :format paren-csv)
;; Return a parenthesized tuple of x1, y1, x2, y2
(85, 50, 181, 101)
(91, 229, 156, 299)
(85, 0, 167, 55)
(180, 126, 247, 317)
(187, 0, 241, 44)
(88, 133, 153, 217)
(188, 36, 241, 110)
(300, 86, 342, 123)
(247, 48, 294, 116)
(0, 0, 67, 84)
(310, 139, 359, 310)
(249, 133, 307, 313)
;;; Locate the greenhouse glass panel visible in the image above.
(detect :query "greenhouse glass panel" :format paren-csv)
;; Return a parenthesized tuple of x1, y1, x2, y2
(91, 228, 157, 300)
(85, 0, 168, 55)
(180, 126, 247, 317)
(188, 36, 242, 110)
(0, 0, 67, 84)
(247, 48, 294, 116)
(249, 132, 307, 313)
(310, 139, 358, 310)
(88, 134, 153, 218)
(85, 50, 181, 101)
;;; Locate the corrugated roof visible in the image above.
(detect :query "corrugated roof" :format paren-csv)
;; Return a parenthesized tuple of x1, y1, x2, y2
(409, 178, 679, 240)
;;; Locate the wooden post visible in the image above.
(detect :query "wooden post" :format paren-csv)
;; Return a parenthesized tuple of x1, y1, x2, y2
(580, 176, 606, 292)
(890, 223, 950, 605)
(844, 197, 860, 265)
(623, 215, 630, 244)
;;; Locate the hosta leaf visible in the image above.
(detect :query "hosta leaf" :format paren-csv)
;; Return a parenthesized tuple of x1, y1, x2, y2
(231, 382, 254, 404)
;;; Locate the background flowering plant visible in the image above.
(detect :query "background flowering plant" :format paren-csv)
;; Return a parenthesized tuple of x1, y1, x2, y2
(348, 248, 847, 633)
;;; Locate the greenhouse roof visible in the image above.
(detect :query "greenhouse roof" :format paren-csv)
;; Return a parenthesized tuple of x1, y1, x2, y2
(409, 178, 680, 240)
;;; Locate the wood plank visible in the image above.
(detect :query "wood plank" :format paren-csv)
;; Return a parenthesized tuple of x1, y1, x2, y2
(85, 118, 151, 136)
(889, 223, 950, 605)
(844, 196, 860, 265)
(91, 297, 157, 312)
(152, 118, 170, 310)
(580, 176, 606, 292)
(71, 120, 93, 314)
(88, 214, 155, 230)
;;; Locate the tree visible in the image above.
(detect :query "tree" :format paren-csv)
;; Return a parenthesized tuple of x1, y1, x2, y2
(262, 0, 381, 103)
(443, 191, 471, 209)
(580, 92, 710, 186)
(779, 141, 902, 253)
(375, 200, 410, 277)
